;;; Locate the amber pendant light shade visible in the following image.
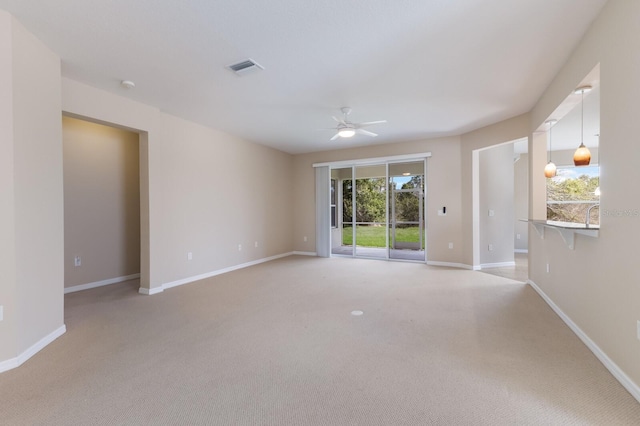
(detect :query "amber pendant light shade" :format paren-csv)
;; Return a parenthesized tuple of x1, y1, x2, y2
(573, 143, 591, 166)
(544, 162, 557, 178)
(573, 86, 592, 167)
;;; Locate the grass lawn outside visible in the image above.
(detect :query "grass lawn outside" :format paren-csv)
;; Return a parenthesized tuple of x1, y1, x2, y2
(342, 225, 424, 248)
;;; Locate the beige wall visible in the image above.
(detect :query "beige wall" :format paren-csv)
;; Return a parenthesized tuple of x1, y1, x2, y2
(0, 10, 18, 363)
(479, 144, 514, 266)
(0, 12, 63, 364)
(529, 0, 640, 390)
(63, 116, 140, 288)
(460, 114, 530, 267)
(514, 153, 528, 251)
(61, 79, 294, 290)
(292, 137, 463, 264)
(152, 113, 293, 284)
(529, 132, 547, 221)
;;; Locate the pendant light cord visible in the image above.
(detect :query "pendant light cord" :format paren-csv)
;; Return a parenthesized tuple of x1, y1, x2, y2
(549, 122, 552, 161)
(581, 89, 584, 146)
(548, 122, 552, 162)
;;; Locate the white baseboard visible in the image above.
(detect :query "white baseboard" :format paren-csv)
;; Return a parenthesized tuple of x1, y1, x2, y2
(0, 325, 66, 374)
(427, 261, 475, 270)
(480, 261, 516, 269)
(292, 251, 317, 256)
(528, 279, 640, 403)
(139, 252, 296, 294)
(65, 273, 140, 294)
(514, 249, 529, 254)
(138, 286, 163, 295)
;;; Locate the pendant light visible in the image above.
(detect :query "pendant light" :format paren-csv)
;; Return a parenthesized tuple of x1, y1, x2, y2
(573, 85, 592, 166)
(544, 119, 557, 178)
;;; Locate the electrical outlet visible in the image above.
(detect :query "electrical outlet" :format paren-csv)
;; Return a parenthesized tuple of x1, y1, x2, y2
(74, 256, 81, 267)
(637, 320, 640, 341)
(254, 241, 258, 248)
(303, 236, 307, 242)
(448, 242, 453, 249)
(238, 244, 242, 251)
(546, 263, 550, 273)
(187, 252, 192, 260)
(516, 233, 521, 240)
(488, 209, 495, 217)
(0, 305, 3, 321)
(488, 244, 493, 251)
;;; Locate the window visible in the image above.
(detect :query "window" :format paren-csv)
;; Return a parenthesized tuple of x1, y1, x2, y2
(330, 179, 337, 228)
(547, 165, 599, 225)
(542, 70, 600, 227)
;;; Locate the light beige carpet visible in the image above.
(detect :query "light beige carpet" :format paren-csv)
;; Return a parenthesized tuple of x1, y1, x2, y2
(1, 256, 639, 425)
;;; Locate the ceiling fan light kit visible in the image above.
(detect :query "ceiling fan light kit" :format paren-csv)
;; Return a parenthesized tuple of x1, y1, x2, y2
(120, 80, 135, 89)
(338, 128, 356, 138)
(326, 107, 387, 141)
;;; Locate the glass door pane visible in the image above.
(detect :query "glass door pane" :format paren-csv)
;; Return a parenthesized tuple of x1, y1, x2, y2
(389, 161, 425, 261)
(354, 164, 387, 259)
(331, 167, 353, 256)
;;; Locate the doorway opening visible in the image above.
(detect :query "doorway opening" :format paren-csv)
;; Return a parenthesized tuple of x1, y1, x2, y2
(62, 115, 143, 294)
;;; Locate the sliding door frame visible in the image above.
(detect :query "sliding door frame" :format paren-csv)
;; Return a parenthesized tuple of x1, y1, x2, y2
(314, 152, 431, 262)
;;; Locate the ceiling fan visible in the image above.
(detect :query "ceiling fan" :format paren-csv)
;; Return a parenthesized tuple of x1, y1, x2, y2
(324, 107, 387, 141)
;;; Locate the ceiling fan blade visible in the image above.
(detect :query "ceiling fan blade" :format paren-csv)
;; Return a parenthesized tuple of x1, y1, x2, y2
(358, 120, 387, 127)
(315, 127, 338, 131)
(356, 128, 378, 137)
(330, 132, 341, 141)
(332, 116, 346, 125)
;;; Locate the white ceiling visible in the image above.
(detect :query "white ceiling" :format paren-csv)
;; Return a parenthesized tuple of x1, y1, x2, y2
(0, 0, 607, 154)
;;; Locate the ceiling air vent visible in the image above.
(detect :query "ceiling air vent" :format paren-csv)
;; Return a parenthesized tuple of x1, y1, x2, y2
(227, 59, 264, 76)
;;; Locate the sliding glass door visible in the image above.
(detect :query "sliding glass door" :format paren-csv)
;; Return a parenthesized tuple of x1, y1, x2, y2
(388, 161, 425, 261)
(331, 167, 353, 256)
(330, 158, 426, 262)
(353, 164, 387, 259)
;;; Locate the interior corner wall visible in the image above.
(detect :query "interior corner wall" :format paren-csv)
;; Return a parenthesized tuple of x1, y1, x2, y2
(138, 132, 151, 289)
(292, 137, 463, 264)
(514, 153, 528, 251)
(0, 12, 64, 366)
(0, 10, 18, 364)
(528, 0, 640, 396)
(460, 114, 529, 267)
(61, 79, 294, 291)
(529, 133, 547, 221)
(479, 144, 514, 266)
(63, 116, 140, 288)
